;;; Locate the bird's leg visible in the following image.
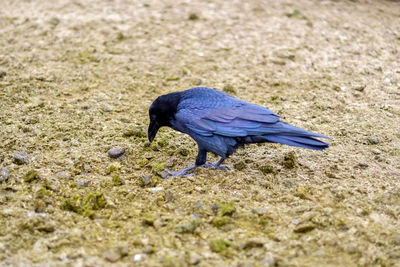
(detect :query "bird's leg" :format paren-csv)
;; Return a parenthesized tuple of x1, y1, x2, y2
(203, 157, 230, 170)
(162, 149, 206, 178)
(164, 148, 207, 178)
(162, 151, 230, 178)
(162, 165, 198, 178)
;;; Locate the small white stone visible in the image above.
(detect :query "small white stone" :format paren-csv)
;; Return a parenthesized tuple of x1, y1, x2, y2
(148, 186, 163, 193)
(133, 254, 142, 261)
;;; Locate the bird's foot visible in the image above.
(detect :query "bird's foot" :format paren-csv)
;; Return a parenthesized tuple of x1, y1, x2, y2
(161, 166, 196, 178)
(202, 163, 230, 170)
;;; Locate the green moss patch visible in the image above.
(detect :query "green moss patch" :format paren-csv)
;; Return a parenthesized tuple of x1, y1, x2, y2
(61, 192, 106, 219)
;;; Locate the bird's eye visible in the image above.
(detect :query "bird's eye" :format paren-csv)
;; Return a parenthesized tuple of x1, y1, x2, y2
(151, 114, 157, 120)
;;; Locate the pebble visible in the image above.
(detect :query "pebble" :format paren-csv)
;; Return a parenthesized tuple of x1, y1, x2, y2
(56, 171, 72, 180)
(353, 85, 366, 92)
(103, 249, 121, 262)
(189, 252, 201, 265)
(260, 255, 276, 266)
(371, 149, 381, 155)
(76, 180, 90, 187)
(32, 239, 49, 254)
(58, 253, 68, 261)
(108, 146, 125, 158)
(357, 162, 369, 169)
(133, 254, 142, 262)
(0, 69, 6, 78)
(143, 246, 156, 254)
(148, 186, 163, 193)
(0, 168, 11, 182)
(143, 174, 152, 186)
(13, 151, 29, 165)
(48, 17, 60, 26)
(119, 245, 129, 257)
(102, 102, 112, 112)
(294, 224, 316, 233)
(367, 137, 380, 145)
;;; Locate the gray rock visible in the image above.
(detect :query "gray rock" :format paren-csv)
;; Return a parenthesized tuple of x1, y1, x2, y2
(0, 168, 11, 182)
(367, 137, 380, 145)
(13, 151, 29, 165)
(76, 180, 90, 187)
(143, 174, 152, 186)
(102, 102, 113, 112)
(108, 146, 125, 158)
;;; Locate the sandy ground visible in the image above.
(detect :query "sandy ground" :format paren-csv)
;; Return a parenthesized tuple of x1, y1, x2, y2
(1, 0, 400, 266)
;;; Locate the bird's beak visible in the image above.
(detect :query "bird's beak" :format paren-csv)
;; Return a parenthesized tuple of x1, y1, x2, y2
(148, 120, 159, 143)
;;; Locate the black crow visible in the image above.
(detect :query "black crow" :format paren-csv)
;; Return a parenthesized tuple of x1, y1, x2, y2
(148, 87, 330, 177)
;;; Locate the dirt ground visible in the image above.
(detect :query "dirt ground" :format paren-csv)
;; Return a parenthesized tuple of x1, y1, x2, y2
(0, 0, 400, 266)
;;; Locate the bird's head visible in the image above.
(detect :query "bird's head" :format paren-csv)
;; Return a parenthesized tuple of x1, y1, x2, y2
(148, 92, 181, 143)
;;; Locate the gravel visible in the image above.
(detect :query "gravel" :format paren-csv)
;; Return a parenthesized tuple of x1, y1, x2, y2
(13, 151, 29, 165)
(0, 168, 11, 182)
(107, 146, 125, 158)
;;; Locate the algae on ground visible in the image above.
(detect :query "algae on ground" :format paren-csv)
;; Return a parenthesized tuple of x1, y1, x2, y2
(212, 216, 232, 228)
(24, 169, 39, 183)
(152, 162, 166, 173)
(61, 192, 106, 218)
(112, 174, 124, 186)
(218, 202, 236, 217)
(175, 220, 199, 234)
(282, 151, 297, 169)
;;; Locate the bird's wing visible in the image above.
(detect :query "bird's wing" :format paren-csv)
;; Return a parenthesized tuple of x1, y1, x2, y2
(176, 98, 328, 139)
(175, 98, 289, 137)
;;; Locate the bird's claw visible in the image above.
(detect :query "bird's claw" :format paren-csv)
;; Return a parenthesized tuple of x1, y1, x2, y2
(161, 168, 195, 178)
(202, 163, 230, 170)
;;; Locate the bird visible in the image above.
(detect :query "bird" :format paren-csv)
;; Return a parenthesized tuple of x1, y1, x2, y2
(148, 87, 330, 177)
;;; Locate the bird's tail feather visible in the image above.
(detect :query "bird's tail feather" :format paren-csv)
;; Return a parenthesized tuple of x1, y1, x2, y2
(241, 121, 330, 150)
(262, 135, 329, 150)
